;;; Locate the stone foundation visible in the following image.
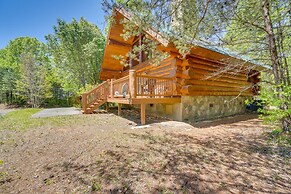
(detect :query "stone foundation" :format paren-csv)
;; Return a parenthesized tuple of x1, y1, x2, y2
(145, 96, 250, 122)
(181, 96, 250, 122)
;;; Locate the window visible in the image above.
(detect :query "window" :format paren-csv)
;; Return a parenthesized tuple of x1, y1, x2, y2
(247, 70, 260, 95)
(130, 34, 150, 68)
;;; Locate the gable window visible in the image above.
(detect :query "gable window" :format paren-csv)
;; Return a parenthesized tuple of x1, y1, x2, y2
(130, 34, 150, 68)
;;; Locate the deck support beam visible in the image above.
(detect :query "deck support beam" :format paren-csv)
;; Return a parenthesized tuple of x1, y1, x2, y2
(82, 93, 87, 113)
(141, 103, 146, 125)
(118, 103, 122, 116)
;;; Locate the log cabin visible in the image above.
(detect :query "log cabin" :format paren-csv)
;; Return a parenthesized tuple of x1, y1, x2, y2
(82, 8, 265, 124)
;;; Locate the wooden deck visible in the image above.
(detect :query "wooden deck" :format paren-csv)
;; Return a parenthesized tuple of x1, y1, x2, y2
(82, 70, 181, 124)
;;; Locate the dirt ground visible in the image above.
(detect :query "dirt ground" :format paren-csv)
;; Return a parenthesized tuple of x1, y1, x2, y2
(0, 109, 290, 193)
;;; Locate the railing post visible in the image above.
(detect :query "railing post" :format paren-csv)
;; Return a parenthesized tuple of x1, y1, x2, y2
(110, 79, 114, 98)
(129, 70, 136, 99)
(107, 79, 110, 98)
(82, 93, 87, 113)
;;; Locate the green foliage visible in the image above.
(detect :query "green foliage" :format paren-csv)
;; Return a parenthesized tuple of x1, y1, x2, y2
(0, 18, 105, 107)
(0, 37, 52, 106)
(260, 83, 291, 127)
(268, 128, 291, 154)
(46, 18, 105, 91)
(16, 40, 51, 107)
(222, 0, 290, 131)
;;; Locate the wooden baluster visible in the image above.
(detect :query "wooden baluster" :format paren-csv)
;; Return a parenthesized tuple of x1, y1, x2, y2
(138, 77, 140, 96)
(101, 85, 103, 99)
(105, 81, 107, 98)
(110, 79, 114, 98)
(106, 79, 110, 99)
(137, 77, 139, 96)
(102, 85, 104, 98)
(107, 81, 109, 98)
(145, 78, 147, 96)
(157, 80, 159, 97)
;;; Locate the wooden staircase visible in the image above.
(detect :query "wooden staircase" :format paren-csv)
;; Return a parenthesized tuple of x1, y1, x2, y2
(82, 81, 109, 114)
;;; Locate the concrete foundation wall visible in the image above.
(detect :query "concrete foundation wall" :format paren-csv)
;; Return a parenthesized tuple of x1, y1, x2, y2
(145, 103, 182, 121)
(144, 96, 250, 122)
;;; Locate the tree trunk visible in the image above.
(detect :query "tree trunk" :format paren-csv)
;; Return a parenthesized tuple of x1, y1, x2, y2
(262, 0, 290, 131)
(262, 0, 281, 85)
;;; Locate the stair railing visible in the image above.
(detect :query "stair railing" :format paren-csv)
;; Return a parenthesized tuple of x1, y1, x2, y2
(82, 81, 109, 113)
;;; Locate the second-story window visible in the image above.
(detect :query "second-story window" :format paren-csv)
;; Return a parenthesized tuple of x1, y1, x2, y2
(130, 34, 150, 68)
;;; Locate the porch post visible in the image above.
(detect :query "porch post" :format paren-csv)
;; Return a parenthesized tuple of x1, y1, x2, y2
(129, 70, 136, 99)
(82, 93, 87, 113)
(141, 103, 146, 125)
(118, 103, 122, 116)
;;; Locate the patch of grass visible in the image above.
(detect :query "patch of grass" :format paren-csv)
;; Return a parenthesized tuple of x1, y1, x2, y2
(91, 179, 101, 191)
(0, 108, 89, 131)
(0, 171, 8, 178)
(267, 128, 291, 159)
(43, 178, 53, 185)
(0, 108, 42, 130)
(269, 128, 291, 146)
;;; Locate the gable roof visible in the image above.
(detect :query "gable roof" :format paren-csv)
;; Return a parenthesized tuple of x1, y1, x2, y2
(100, 8, 267, 80)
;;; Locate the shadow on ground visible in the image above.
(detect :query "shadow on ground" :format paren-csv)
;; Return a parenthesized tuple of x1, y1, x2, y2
(42, 117, 290, 193)
(105, 106, 260, 128)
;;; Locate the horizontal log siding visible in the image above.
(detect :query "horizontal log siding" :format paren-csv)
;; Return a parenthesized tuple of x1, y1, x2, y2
(178, 57, 253, 96)
(120, 57, 177, 77)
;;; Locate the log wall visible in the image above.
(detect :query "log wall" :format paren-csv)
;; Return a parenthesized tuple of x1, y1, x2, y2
(177, 56, 254, 96)
(120, 55, 178, 78)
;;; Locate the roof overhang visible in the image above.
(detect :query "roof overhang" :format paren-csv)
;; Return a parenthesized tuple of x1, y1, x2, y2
(100, 8, 268, 80)
(100, 8, 170, 80)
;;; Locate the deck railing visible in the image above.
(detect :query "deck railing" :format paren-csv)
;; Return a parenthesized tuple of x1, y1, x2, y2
(110, 75, 130, 98)
(82, 81, 109, 113)
(136, 75, 174, 97)
(109, 69, 175, 99)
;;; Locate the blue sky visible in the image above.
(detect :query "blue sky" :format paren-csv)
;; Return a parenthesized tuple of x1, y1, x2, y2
(0, 0, 106, 49)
